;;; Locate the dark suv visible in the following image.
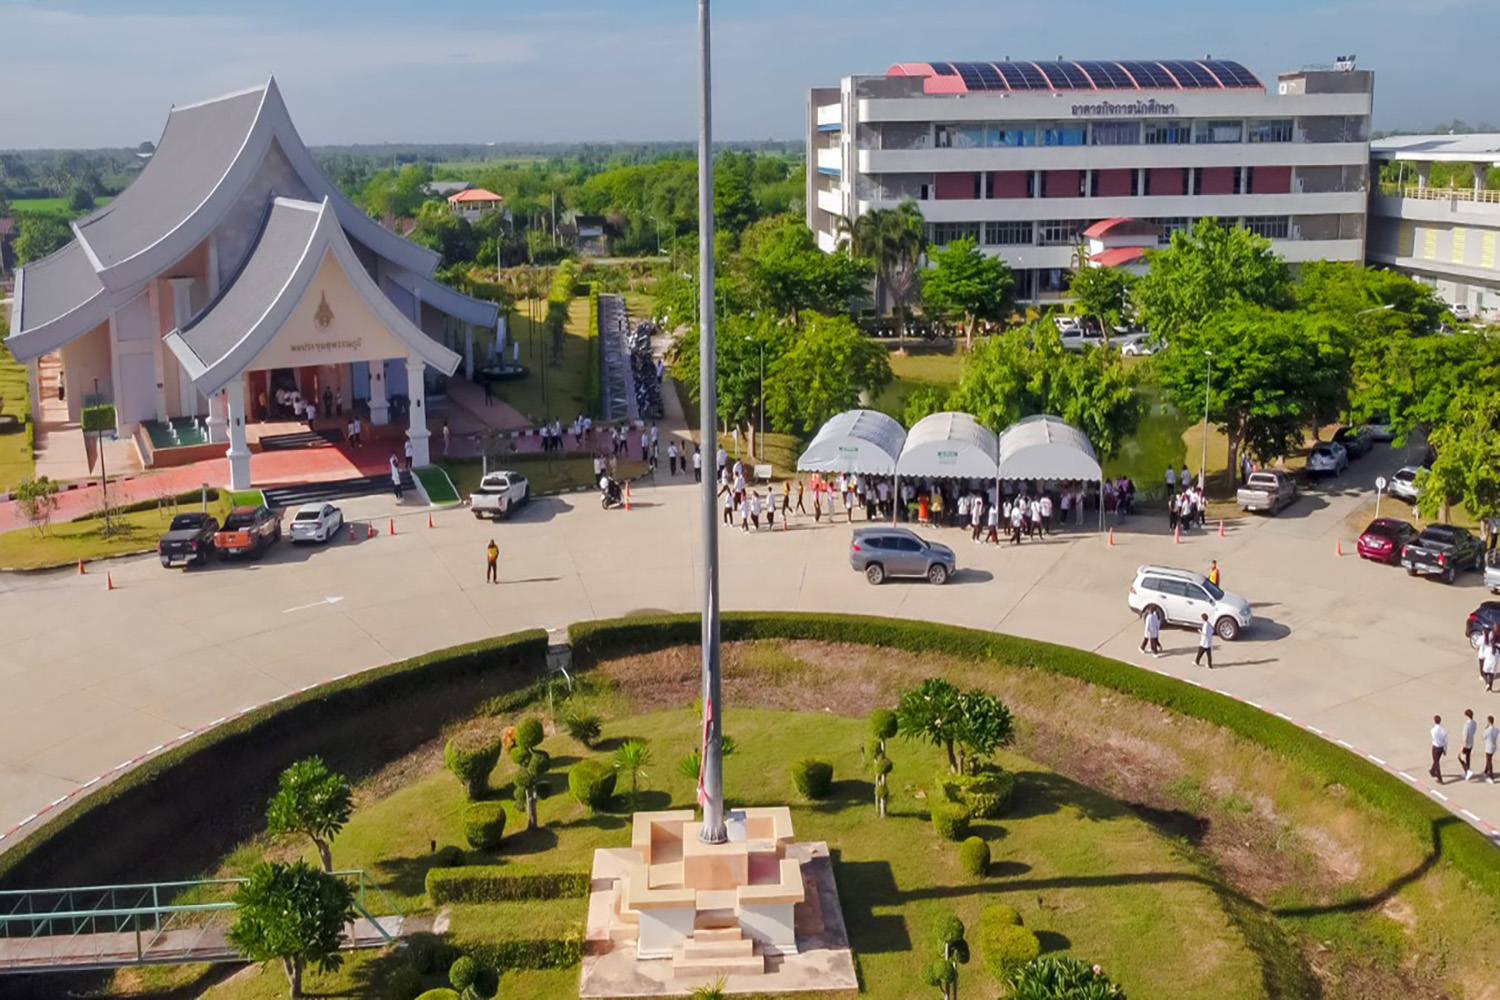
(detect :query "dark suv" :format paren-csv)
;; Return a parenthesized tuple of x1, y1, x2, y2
(849, 527, 956, 585)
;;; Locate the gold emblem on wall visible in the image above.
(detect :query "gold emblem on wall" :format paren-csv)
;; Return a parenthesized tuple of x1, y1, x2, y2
(314, 292, 334, 330)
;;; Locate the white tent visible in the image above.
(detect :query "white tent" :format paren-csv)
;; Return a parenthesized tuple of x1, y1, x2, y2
(997, 415, 1102, 481)
(796, 409, 907, 475)
(896, 411, 1000, 480)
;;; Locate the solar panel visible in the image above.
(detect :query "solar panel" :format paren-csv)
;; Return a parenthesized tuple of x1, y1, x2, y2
(1156, 59, 1220, 88)
(930, 61, 957, 76)
(1117, 60, 1179, 89)
(1000, 61, 1050, 90)
(1039, 61, 1092, 90)
(973, 62, 1006, 90)
(952, 62, 988, 90)
(1075, 60, 1135, 89)
(1202, 60, 1262, 88)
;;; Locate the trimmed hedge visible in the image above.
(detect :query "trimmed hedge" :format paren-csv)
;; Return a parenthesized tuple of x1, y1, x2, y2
(950, 767, 1016, 819)
(463, 802, 507, 850)
(568, 760, 617, 812)
(791, 759, 834, 799)
(415, 990, 459, 1000)
(983, 923, 1040, 979)
(446, 728, 503, 799)
(931, 801, 970, 841)
(457, 933, 583, 971)
(567, 612, 1500, 901)
(425, 866, 591, 905)
(959, 836, 990, 877)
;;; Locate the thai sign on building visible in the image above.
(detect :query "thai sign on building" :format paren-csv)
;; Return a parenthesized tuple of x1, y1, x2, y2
(1070, 99, 1178, 117)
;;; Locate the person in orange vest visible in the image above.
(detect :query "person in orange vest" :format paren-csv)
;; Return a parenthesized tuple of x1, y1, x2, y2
(1208, 560, 1221, 588)
(486, 539, 499, 584)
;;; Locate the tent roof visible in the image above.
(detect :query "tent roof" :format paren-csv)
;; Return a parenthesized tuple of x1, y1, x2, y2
(897, 411, 999, 479)
(796, 409, 907, 475)
(997, 414, 1101, 481)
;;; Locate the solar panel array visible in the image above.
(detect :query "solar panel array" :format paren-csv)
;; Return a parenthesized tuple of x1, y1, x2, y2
(904, 59, 1262, 92)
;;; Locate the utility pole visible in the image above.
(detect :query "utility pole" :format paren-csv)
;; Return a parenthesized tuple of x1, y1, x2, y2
(696, 0, 726, 845)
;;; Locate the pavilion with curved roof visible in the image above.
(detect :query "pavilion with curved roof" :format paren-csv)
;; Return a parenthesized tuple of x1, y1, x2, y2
(795, 409, 906, 475)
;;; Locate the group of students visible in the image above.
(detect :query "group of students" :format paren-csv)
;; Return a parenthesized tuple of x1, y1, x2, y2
(1139, 561, 1224, 667)
(1430, 709, 1500, 784)
(1165, 466, 1207, 532)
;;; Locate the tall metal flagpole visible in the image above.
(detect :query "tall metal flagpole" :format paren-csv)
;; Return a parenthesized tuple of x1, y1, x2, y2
(696, 0, 726, 844)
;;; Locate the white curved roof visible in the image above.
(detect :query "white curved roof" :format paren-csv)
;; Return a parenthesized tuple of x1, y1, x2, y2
(897, 411, 999, 479)
(796, 409, 907, 475)
(997, 414, 1101, 481)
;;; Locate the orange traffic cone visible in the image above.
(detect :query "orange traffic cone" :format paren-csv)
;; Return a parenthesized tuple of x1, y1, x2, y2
(78, 559, 86, 575)
(624, 481, 631, 512)
(1107, 527, 1115, 547)
(782, 507, 789, 531)
(105, 572, 114, 591)
(427, 512, 434, 529)
(367, 523, 376, 540)
(1335, 539, 1343, 557)
(389, 518, 396, 535)
(1174, 525, 1181, 545)
(1218, 519, 1225, 538)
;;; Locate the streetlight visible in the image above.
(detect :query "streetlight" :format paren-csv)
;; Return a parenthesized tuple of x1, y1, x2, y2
(744, 336, 764, 462)
(1200, 350, 1213, 490)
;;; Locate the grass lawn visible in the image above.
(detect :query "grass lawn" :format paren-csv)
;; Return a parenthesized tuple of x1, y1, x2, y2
(0, 322, 35, 494)
(492, 297, 593, 425)
(227, 489, 266, 508)
(414, 466, 460, 504)
(439, 453, 648, 498)
(0, 493, 232, 569)
(869, 344, 964, 422)
(9, 195, 113, 216)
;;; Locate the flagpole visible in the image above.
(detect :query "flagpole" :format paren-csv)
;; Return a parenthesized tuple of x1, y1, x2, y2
(696, 0, 726, 844)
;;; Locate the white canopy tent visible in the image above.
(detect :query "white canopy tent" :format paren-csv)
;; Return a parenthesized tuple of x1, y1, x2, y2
(896, 411, 1000, 480)
(997, 414, 1105, 530)
(795, 408, 907, 475)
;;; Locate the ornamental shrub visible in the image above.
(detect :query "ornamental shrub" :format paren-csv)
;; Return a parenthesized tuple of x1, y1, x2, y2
(514, 717, 544, 753)
(463, 802, 506, 850)
(981, 903, 1022, 927)
(448, 956, 478, 992)
(568, 760, 617, 812)
(385, 964, 424, 1000)
(564, 712, 602, 747)
(1006, 956, 1127, 999)
(406, 932, 454, 974)
(958, 836, 990, 877)
(869, 708, 898, 747)
(791, 759, 834, 799)
(981, 923, 1040, 979)
(445, 728, 503, 799)
(415, 991, 459, 1000)
(432, 845, 465, 868)
(950, 767, 1016, 819)
(931, 802, 970, 841)
(425, 867, 590, 904)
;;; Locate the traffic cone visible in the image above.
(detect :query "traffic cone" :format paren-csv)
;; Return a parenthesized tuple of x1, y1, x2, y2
(1174, 525, 1181, 545)
(624, 481, 631, 512)
(1218, 519, 1225, 538)
(1107, 527, 1115, 547)
(782, 508, 789, 531)
(78, 559, 86, 575)
(428, 512, 434, 529)
(367, 523, 376, 540)
(389, 518, 396, 535)
(1335, 539, 1342, 557)
(105, 572, 114, 592)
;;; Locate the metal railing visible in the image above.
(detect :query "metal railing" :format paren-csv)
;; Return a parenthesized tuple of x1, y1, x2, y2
(1380, 183, 1500, 205)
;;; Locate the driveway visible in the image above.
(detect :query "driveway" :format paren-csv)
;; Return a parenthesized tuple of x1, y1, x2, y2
(1, 439, 1493, 854)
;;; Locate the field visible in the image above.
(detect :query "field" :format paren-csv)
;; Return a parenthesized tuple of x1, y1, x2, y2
(9, 195, 113, 216)
(869, 344, 964, 421)
(490, 297, 593, 424)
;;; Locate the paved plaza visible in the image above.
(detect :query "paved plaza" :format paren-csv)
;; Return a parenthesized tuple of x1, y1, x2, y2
(0, 435, 1493, 852)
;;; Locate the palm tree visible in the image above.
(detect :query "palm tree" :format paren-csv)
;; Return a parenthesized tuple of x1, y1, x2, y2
(839, 201, 927, 346)
(613, 739, 652, 809)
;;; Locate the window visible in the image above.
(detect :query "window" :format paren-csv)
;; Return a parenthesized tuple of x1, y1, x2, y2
(984, 221, 1034, 246)
(1144, 121, 1192, 145)
(1248, 119, 1294, 143)
(1090, 121, 1140, 146)
(1242, 215, 1290, 239)
(1037, 220, 1083, 246)
(1194, 120, 1244, 144)
(1153, 218, 1190, 244)
(930, 222, 981, 246)
(987, 125, 1036, 148)
(935, 124, 984, 149)
(1041, 125, 1086, 147)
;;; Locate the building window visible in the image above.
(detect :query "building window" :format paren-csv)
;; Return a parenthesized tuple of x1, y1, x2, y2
(1241, 216, 1290, 240)
(1090, 121, 1141, 146)
(984, 221, 1035, 246)
(930, 222, 981, 246)
(1194, 120, 1244, 144)
(1153, 218, 1190, 244)
(1041, 125, 1087, 147)
(935, 124, 985, 149)
(987, 125, 1036, 148)
(1144, 121, 1192, 145)
(1248, 119, 1294, 143)
(1037, 219, 1086, 246)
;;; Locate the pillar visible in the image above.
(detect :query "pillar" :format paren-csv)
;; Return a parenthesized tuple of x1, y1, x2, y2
(1416, 163, 1430, 190)
(208, 387, 229, 444)
(1474, 163, 1485, 194)
(405, 354, 430, 467)
(167, 277, 198, 418)
(225, 375, 251, 490)
(368, 362, 389, 425)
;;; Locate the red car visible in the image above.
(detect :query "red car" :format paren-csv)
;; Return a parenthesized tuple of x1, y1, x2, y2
(1358, 517, 1418, 564)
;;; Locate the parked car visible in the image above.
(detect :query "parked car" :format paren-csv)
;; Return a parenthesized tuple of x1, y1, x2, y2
(1362, 415, 1395, 442)
(1127, 565, 1253, 641)
(1356, 517, 1419, 565)
(213, 506, 281, 559)
(1401, 524, 1486, 584)
(1452, 304, 1472, 322)
(1486, 551, 1500, 595)
(1119, 333, 1156, 356)
(1388, 465, 1423, 503)
(1467, 602, 1500, 648)
(1237, 470, 1298, 515)
(1306, 441, 1349, 477)
(849, 526, 956, 585)
(157, 512, 219, 568)
(470, 470, 530, 520)
(1332, 425, 1373, 459)
(289, 502, 343, 543)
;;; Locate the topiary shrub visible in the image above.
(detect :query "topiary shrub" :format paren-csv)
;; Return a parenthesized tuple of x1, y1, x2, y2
(950, 766, 1016, 819)
(449, 955, 478, 992)
(791, 759, 834, 800)
(980, 913, 1040, 980)
(432, 845, 465, 868)
(931, 802, 970, 841)
(568, 760, 617, 812)
(514, 717, 544, 753)
(564, 712, 602, 747)
(869, 708, 897, 750)
(415, 990, 460, 1000)
(445, 728, 503, 800)
(463, 801, 506, 850)
(981, 903, 1022, 927)
(958, 836, 990, 877)
(385, 964, 425, 1000)
(406, 932, 455, 974)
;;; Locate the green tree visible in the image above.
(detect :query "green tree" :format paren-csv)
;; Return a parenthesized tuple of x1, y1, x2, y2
(671, 313, 787, 435)
(411, 201, 480, 270)
(902, 384, 951, 429)
(265, 757, 353, 873)
(14, 214, 72, 265)
(1418, 385, 1500, 524)
(738, 215, 871, 320)
(764, 312, 892, 434)
(1132, 219, 1293, 341)
(840, 201, 927, 339)
(613, 739, 652, 809)
(955, 690, 1015, 774)
(714, 151, 760, 236)
(513, 750, 550, 831)
(227, 861, 356, 999)
(68, 186, 95, 213)
(929, 915, 969, 1000)
(1066, 263, 1135, 346)
(897, 678, 965, 773)
(13, 477, 61, 536)
(921, 237, 1014, 350)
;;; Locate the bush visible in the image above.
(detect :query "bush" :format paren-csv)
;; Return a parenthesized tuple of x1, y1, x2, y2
(982, 903, 1022, 927)
(791, 759, 834, 799)
(1006, 956, 1127, 999)
(449, 955, 478, 991)
(514, 717, 544, 753)
(80, 403, 115, 433)
(432, 845, 465, 868)
(385, 964, 425, 1000)
(406, 932, 455, 974)
(931, 802, 970, 841)
(950, 767, 1016, 819)
(511, 745, 550, 770)
(568, 760, 617, 812)
(463, 802, 506, 850)
(980, 908, 1040, 980)
(959, 836, 990, 877)
(425, 866, 590, 904)
(445, 728, 504, 800)
(870, 708, 898, 744)
(564, 712, 602, 747)
(415, 991, 460, 1000)
(457, 932, 583, 971)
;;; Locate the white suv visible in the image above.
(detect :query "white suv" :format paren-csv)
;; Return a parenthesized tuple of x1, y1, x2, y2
(1128, 565, 1253, 641)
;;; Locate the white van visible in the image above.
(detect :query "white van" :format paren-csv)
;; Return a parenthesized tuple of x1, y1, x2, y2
(1127, 565, 1252, 641)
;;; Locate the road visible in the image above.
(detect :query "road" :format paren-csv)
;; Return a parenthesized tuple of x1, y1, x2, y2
(1, 439, 1495, 853)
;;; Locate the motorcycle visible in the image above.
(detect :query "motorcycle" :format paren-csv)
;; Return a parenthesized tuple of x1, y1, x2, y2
(600, 476, 625, 510)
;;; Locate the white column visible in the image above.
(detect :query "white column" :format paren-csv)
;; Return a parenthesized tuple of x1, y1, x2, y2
(148, 283, 169, 421)
(105, 308, 127, 434)
(167, 277, 197, 418)
(225, 375, 251, 490)
(405, 354, 430, 467)
(208, 387, 229, 444)
(464, 323, 475, 381)
(368, 362, 389, 425)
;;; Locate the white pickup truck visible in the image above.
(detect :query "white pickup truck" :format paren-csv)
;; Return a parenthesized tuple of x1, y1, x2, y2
(469, 470, 530, 520)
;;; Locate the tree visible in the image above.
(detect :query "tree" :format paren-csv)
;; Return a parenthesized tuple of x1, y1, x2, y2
(897, 678, 965, 773)
(613, 739, 651, 809)
(840, 201, 927, 340)
(670, 313, 782, 435)
(1007, 956, 1127, 1000)
(955, 690, 1015, 774)
(13, 477, 61, 536)
(927, 915, 969, 1000)
(902, 384, 950, 429)
(265, 757, 353, 873)
(1066, 263, 1135, 346)
(1418, 385, 1500, 524)
(228, 861, 356, 999)
(764, 312, 892, 434)
(513, 752, 550, 832)
(713, 151, 759, 236)
(411, 201, 480, 270)
(68, 186, 96, 213)
(737, 215, 871, 320)
(1132, 219, 1293, 342)
(14, 214, 72, 265)
(921, 237, 1014, 350)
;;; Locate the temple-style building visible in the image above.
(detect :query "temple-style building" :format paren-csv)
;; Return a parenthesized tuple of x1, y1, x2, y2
(7, 78, 499, 487)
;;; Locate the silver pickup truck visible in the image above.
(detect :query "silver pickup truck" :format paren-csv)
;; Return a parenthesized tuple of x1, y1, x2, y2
(1236, 470, 1298, 515)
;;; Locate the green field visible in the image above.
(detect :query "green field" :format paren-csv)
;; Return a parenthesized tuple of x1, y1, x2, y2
(0, 332, 34, 493)
(869, 344, 964, 421)
(491, 297, 592, 424)
(9, 195, 113, 216)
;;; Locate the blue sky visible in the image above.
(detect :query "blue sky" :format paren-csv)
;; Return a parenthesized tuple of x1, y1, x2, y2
(1, 0, 1494, 148)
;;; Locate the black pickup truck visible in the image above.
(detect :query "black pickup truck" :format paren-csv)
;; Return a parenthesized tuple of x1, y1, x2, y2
(157, 512, 219, 568)
(1401, 524, 1486, 584)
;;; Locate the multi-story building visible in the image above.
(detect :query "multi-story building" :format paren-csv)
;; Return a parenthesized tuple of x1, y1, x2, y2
(807, 58, 1373, 302)
(1367, 134, 1500, 319)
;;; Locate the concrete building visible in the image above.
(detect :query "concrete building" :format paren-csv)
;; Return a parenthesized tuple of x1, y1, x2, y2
(1368, 134, 1500, 320)
(807, 58, 1373, 303)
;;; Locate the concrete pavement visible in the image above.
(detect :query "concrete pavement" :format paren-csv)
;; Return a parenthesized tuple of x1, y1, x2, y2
(2, 438, 1496, 854)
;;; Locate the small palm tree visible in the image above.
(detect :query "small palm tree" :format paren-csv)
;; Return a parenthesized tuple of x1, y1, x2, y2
(613, 740, 652, 809)
(690, 977, 728, 1000)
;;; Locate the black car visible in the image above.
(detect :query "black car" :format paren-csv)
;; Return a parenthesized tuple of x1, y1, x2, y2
(1332, 425, 1373, 459)
(1468, 602, 1500, 649)
(157, 512, 219, 568)
(1403, 524, 1487, 584)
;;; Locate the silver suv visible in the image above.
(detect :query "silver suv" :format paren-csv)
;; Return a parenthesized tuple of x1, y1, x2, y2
(850, 527, 956, 586)
(1127, 565, 1253, 641)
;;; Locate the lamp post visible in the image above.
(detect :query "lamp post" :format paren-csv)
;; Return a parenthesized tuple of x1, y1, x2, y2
(696, 0, 726, 845)
(1200, 350, 1212, 490)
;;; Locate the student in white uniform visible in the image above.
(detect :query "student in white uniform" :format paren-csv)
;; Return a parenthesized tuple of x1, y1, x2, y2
(1193, 613, 1215, 668)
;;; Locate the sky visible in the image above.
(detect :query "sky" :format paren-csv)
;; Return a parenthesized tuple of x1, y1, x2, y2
(1, 0, 1495, 149)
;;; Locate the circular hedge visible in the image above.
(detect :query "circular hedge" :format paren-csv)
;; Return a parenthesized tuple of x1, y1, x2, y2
(568, 760, 617, 812)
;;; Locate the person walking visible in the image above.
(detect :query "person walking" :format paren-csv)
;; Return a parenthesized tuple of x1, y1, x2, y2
(1040, 493, 1053, 536)
(813, 485, 822, 523)
(1165, 466, 1176, 493)
(1193, 613, 1214, 668)
(668, 442, 679, 476)
(750, 492, 762, 531)
(1430, 715, 1448, 783)
(1180, 464, 1191, 493)
(796, 479, 807, 515)
(1029, 496, 1043, 538)
(1461, 709, 1478, 780)
(485, 539, 499, 584)
(390, 456, 404, 501)
(722, 484, 734, 526)
(403, 437, 414, 471)
(781, 480, 792, 521)
(442, 421, 451, 457)
(1208, 560, 1221, 588)
(1485, 715, 1498, 783)
(1481, 628, 1497, 692)
(985, 499, 1000, 544)
(1009, 500, 1025, 545)
(740, 493, 752, 533)
(1140, 606, 1162, 657)
(692, 446, 702, 483)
